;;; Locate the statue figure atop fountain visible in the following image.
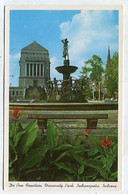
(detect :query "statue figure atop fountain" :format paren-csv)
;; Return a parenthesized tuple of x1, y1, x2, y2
(56, 38, 78, 83)
(62, 38, 69, 64)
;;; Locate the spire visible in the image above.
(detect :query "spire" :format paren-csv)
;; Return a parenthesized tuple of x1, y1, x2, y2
(107, 46, 111, 67)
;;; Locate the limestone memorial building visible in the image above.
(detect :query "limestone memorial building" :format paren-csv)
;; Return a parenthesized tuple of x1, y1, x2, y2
(10, 41, 50, 101)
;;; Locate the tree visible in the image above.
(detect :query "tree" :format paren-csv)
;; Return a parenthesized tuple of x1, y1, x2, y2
(78, 76, 92, 99)
(104, 52, 118, 98)
(81, 55, 104, 100)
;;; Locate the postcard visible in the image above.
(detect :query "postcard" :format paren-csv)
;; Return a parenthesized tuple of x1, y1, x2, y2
(4, 5, 123, 191)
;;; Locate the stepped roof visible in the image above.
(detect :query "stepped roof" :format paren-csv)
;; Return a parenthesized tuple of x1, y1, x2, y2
(22, 41, 48, 52)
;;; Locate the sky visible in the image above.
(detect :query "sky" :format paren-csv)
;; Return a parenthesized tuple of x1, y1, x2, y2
(9, 9, 119, 86)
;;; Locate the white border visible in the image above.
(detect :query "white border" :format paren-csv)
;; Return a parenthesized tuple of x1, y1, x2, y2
(3, 3, 124, 193)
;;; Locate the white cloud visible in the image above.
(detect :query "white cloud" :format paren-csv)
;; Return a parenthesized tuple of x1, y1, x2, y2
(59, 10, 118, 75)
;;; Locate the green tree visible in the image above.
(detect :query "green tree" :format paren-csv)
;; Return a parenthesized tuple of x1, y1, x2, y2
(78, 76, 91, 99)
(81, 55, 104, 100)
(104, 52, 118, 98)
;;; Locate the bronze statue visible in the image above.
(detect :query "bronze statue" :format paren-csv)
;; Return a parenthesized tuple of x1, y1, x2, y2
(62, 38, 69, 60)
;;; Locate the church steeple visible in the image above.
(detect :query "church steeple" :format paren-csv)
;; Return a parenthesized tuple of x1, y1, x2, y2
(107, 46, 111, 67)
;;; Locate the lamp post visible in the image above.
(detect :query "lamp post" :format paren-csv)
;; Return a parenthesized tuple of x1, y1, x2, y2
(10, 83, 12, 102)
(9, 75, 14, 102)
(92, 83, 95, 101)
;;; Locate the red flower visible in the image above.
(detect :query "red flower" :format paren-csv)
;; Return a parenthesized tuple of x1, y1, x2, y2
(83, 129, 91, 135)
(100, 139, 111, 149)
(12, 108, 20, 119)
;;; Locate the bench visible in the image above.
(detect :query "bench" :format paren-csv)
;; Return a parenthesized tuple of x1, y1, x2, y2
(28, 111, 108, 131)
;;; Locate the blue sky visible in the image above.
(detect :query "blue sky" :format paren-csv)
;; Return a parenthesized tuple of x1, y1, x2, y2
(9, 9, 119, 86)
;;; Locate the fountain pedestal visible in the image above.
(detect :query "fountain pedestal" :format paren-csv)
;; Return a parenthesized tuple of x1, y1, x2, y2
(56, 60, 78, 81)
(64, 59, 70, 66)
(55, 39, 78, 102)
(56, 39, 78, 84)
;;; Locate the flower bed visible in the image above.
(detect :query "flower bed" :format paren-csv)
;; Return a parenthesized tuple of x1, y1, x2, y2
(9, 108, 118, 182)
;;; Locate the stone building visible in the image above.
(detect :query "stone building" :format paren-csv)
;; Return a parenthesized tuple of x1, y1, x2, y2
(9, 87, 24, 102)
(10, 41, 50, 102)
(19, 41, 50, 88)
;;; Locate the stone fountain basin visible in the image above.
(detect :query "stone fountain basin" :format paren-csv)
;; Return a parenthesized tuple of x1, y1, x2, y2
(56, 66, 78, 74)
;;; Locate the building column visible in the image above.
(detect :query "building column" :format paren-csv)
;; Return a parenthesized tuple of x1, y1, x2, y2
(32, 64, 34, 76)
(25, 64, 27, 76)
(43, 64, 45, 76)
(39, 64, 41, 77)
(30, 64, 31, 76)
(29, 64, 31, 76)
(36, 64, 38, 76)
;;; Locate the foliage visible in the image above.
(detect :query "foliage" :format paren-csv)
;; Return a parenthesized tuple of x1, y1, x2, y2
(81, 55, 104, 84)
(9, 117, 44, 181)
(9, 110, 118, 182)
(104, 52, 118, 98)
(81, 55, 104, 100)
(78, 76, 92, 99)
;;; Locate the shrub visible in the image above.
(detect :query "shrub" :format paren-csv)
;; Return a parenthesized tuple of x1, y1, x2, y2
(9, 109, 118, 181)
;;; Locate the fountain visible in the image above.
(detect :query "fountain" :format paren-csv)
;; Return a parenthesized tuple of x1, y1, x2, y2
(55, 39, 78, 86)
(46, 39, 87, 103)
